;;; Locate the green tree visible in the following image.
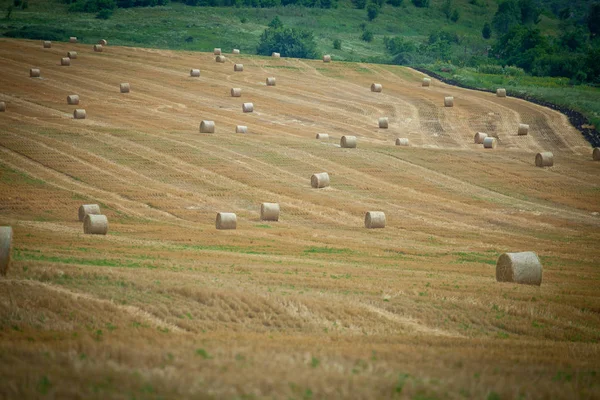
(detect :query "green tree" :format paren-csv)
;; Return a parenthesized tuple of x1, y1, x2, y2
(361, 30, 374, 42)
(333, 39, 341, 49)
(441, 0, 452, 19)
(450, 9, 459, 22)
(367, 2, 379, 21)
(352, 0, 367, 9)
(411, 0, 428, 7)
(589, 3, 600, 38)
(257, 25, 317, 58)
(482, 22, 491, 39)
(386, 0, 402, 6)
(268, 16, 283, 29)
(492, 0, 520, 34)
(491, 26, 549, 71)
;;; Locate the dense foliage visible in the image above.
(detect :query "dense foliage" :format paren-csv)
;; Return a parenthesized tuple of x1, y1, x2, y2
(256, 18, 317, 58)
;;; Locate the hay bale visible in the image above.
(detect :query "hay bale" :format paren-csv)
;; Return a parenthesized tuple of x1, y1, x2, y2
(231, 88, 242, 97)
(535, 152, 554, 167)
(200, 120, 215, 133)
(61, 57, 71, 66)
(364, 211, 386, 229)
(266, 77, 276, 86)
(216, 55, 226, 63)
(99, 39, 108, 46)
(120, 83, 130, 93)
(323, 55, 331, 63)
(232, 49, 240, 54)
(69, 37, 77, 43)
(190, 69, 200, 77)
(518, 123, 529, 135)
(371, 83, 382, 92)
(43, 41, 51, 48)
(272, 52, 280, 58)
(378, 117, 389, 129)
(483, 137, 497, 149)
(0, 102, 5, 112)
(73, 109, 86, 119)
(216, 212, 236, 230)
(242, 102, 254, 113)
(496, 251, 542, 286)
(497, 88, 507, 97)
(593, 147, 600, 161)
(94, 44, 103, 52)
(83, 214, 108, 235)
(311, 172, 330, 188)
(67, 51, 78, 59)
(474, 132, 488, 144)
(234, 64, 244, 72)
(67, 95, 80, 105)
(260, 203, 280, 221)
(422, 78, 431, 87)
(395, 138, 409, 146)
(444, 96, 454, 107)
(214, 48, 222, 55)
(78, 204, 101, 221)
(0, 226, 13, 276)
(316, 133, 329, 140)
(236, 125, 248, 133)
(30, 68, 40, 78)
(340, 135, 357, 148)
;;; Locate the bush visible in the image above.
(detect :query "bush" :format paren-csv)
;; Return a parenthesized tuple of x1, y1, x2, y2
(352, 0, 366, 9)
(411, 0, 428, 7)
(69, 0, 116, 13)
(333, 38, 341, 49)
(361, 30, 374, 42)
(503, 65, 525, 76)
(450, 9, 459, 22)
(482, 22, 491, 39)
(3, 26, 67, 41)
(256, 25, 317, 58)
(96, 8, 113, 18)
(367, 2, 379, 20)
(477, 64, 504, 75)
(387, 0, 402, 6)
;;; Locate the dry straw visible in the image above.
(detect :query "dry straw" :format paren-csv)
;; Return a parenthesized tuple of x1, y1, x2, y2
(444, 96, 454, 107)
(67, 95, 80, 105)
(364, 211, 386, 229)
(43, 41, 51, 48)
(395, 138, 409, 146)
(69, 37, 77, 43)
(216, 212, 237, 230)
(378, 117, 389, 129)
(260, 203, 280, 221)
(272, 52, 280, 58)
(242, 103, 254, 113)
(236, 125, 248, 133)
(371, 83, 382, 92)
(190, 69, 200, 77)
(99, 39, 108, 46)
(593, 147, 600, 161)
(67, 51, 78, 59)
(535, 152, 554, 167)
(266, 77, 276, 86)
(231, 88, 241, 97)
(120, 83, 130, 93)
(73, 109, 86, 119)
(200, 120, 215, 133)
(518, 123, 529, 135)
(84, 214, 108, 235)
(474, 132, 488, 144)
(0, 226, 13, 276)
(94, 44, 103, 52)
(232, 49, 240, 54)
(234, 64, 244, 72)
(496, 251, 542, 286)
(0, 102, 5, 112)
(340, 135, 357, 148)
(214, 48, 222, 55)
(316, 133, 329, 140)
(422, 78, 431, 87)
(483, 137, 497, 149)
(323, 55, 331, 63)
(61, 57, 71, 66)
(30, 68, 40, 78)
(216, 55, 226, 63)
(311, 172, 330, 188)
(497, 88, 507, 97)
(78, 204, 101, 221)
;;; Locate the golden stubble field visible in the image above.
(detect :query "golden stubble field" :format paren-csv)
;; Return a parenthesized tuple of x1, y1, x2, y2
(0, 38, 599, 399)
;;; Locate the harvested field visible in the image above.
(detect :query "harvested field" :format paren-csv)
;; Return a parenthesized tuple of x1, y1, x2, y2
(0, 38, 598, 399)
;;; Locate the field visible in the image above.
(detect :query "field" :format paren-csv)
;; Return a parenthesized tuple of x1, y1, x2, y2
(0, 38, 599, 399)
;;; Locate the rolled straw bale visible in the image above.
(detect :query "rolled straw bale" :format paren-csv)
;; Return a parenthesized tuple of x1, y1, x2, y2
(216, 55, 226, 63)
(242, 102, 254, 113)
(94, 44, 103, 52)
(236, 125, 248, 133)
(497, 88, 507, 97)
(78, 204, 101, 222)
(311, 172, 330, 188)
(214, 48, 222, 55)
(0, 102, 5, 112)
(216, 212, 236, 230)
(518, 123, 529, 135)
(67, 95, 80, 105)
(483, 137, 497, 149)
(395, 138, 409, 146)
(474, 132, 488, 144)
(234, 64, 244, 72)
(83, 214, 108, 235)
(260, 203, 280, 221)
(496, 251, 542, 286)
(73, 109, 86, 119)
(120, 83, 130, 93)
(272, 52, 280, 58)
(371, 83, 382, 92)
(232, 49, 240, 54)
(422, 78, 431, 87)
(61, 57, 71, 66)
(378, 117, 389, 129)
(340, 135, 357, 148)
(200, 120, 215, 133)
(43, 41, 51, 48)
(67, 51, 78, 59)
(0, 226, 13, 276)
(231, 88, 242, 97)
(69, 37, 77, 43)
(593, 147, 600, 161)
(30, 68, 40, 78)
(444, 96, 454, 107)
(535, 152, 554, 167)
(99, 39, 108, 46)
(266, 77, 276, 86)
(364, 211, 386, 229)
(190, 69, 200, 77)
(316, 133, 329, 140)
(323, 55, 331, 63)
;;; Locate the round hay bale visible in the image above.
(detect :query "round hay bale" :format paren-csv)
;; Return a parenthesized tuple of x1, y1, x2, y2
(593, 147, 600, 161)
(378, 117, 389, 129)
(371, 83, 382, 92)
(422, 78, 431, 87)
(67, 51, 78, 59)
(395, 138, 409, 146)
(216, 55, 226, 63)
(266, 77, 276, 86)
(272, 52, 280, 58)
(340, 135, 357, 148)
(444, 96, 454, 107)
(364, 211, 385, 229)
(311, 172, 330, 188)
(216, 212, 236, 230)
(69, 37, 78, 43)
(234, 64, 244, 72)
(200, 120, 215, 133)
(242, 102, 254, 113)
(0, 226, 13, 276)
(260, 203, 280, 221)
(120, 83, 130, 93)
(83, 214, 108, 235)
(43, 41, 52, 48)
(496, 251, 542, 286)
(483, 137, 497, 149)
(190, 69, 200, 77)
(316, 133, 329, 140)
(497, 88, 507, 97)
(236, 125, 248, 133)
(61, 57, 71, 66)
(214, 48, 222, 55)
(232, 49, 240, 54)
(73, 109, 86, 119)
(78, 204, 101, 221)
(535, 152, 554, 167)
(30, 68, 40, 78)
(67, 95, 80, 105)
(0, 102, 5, 112)
(518, 124, 529, 135)
(94, 44, 103, 52)
(474, 132, 488, 144)
(231, 88, 242, 97)
(323, 55, 331, 63)
(99, 39, 108, 46)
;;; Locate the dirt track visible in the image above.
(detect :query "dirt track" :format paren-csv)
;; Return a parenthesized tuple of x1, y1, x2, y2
(0, 39, 599, 399)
